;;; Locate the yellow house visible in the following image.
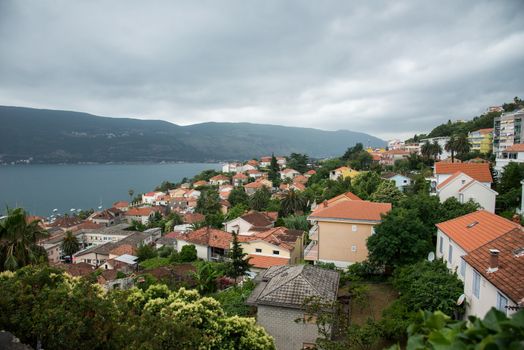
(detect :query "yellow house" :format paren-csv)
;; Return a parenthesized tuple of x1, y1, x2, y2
(239, 227, 304, 271)
(468, 128, 493, 154)
(329, 166, 360, 180)
(305, 199, 391, 268)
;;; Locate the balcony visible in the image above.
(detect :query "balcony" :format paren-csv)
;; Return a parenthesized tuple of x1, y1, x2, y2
(309, 225, 318, 240)
(304, 241, 318, 261)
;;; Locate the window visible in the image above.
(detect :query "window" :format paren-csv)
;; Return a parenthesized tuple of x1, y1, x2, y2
(496, 293, 508, 314)
(273, 250, 279, 255)
(351, 245, 357, 252)
(255, 248, 262, 253)
(352, 225, 357, 232)
(460, 258, 466, 277)
(473, 271, 481, 298)
(371, 227, 376, 235)
(439, 236, 443, 254)
(448, 244, 453, 263)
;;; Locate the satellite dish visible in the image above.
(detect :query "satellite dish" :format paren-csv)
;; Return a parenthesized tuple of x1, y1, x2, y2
(427, 252, 435, 262)
(457, 294, 466, 306)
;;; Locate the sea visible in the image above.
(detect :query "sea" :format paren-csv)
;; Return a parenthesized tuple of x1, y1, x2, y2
(0, 163, 221, 217)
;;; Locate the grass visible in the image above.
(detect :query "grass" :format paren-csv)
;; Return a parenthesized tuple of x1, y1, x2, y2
(348, 282, 398, 324)
(139, 257, 171, 270)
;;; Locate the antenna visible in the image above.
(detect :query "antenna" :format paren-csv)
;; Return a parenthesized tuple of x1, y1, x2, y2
(427, 252, 435, 262)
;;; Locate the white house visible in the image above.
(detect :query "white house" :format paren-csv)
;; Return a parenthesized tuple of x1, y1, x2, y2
(222, 162, 242, 173)
(174, 227, 232, 261)
(435, 210, 520, 282)
(209, 174, 230, 186)
(124, 207, 158, 225)
(436, 172, 497, 213)
(495, 143, 524, 174)
(142, 191, 165, 205)
(462, 228, 523, 318)
(280, 168, 300, 180)
(433, 162, 493, 189)
(381, 173, 412, 191)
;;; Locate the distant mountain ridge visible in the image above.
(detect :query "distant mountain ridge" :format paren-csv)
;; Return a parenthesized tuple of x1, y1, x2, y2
(0, 106, 385, 163)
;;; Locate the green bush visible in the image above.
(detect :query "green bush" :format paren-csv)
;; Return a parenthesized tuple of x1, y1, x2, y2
(139, 257, 170, 270)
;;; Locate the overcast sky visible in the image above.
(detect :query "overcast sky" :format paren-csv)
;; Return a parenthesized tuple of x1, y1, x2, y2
(1, 1, 523, 140)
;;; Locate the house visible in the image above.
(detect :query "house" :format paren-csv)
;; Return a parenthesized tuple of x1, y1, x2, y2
(193, 180, 208, 188)
(280, 168, 300, 180)
(247, 265, 339, 350)
(304, 169, 316, 177)
(102, 254, 139, 272)
(495, 143, 524, 174)
(232, 173, 249, 186)
(279, 182, 305, 192)
(259, 156, 272, 168)
(209, 174, 230, 186)
(310, 191, 361, 212)
(329, 166, 359, 181)
(493, 108, 524, 153)
(124, 207, 157, 225)
(435, 210, 520, 282)
(381, 172, 412, 191)
(419, 137, 452, 160)
(239, 227, 304, 271)
(244, 179, 272, 196)
(462, 228, 524, 318)
(293, 175, 308, 185)
(276, 157, 287, 168)
(174, 227, 233, 261)
(169, 188, 189, 198)
(89, 208, 122, 226)
(142, 191, 164, 205)
(247, 169, 264, 179)
(224, 211, 276, 234)
(433, 162, 493, 190)
(113, 201, 129, 212)
(306, 200, 391, 267)
(76, 223, 135, 247)
(45, 216, 84, 232)
(468, 128, 493, 154)
(436, 172, 497, 212)
(222, 162, 242, 174)
(247, 159, 259, 168)
(379, 150, 412, 166)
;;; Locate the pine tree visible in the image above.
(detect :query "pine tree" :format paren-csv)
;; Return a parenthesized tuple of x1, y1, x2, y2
(227, 231, 251, 280)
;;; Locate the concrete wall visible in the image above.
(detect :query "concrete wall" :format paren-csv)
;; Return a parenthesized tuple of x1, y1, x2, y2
(317, 220, 375, 267)
(436, 230, 467, 281)
(462, 182, 496, 213)
(177, 240, 208, 260)
(257, 305, 319, 350)
(224, 218, 252, 234)
(240, 241, 291, 258)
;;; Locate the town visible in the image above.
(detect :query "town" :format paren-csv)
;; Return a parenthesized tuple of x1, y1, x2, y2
(1, 102, 523, 349)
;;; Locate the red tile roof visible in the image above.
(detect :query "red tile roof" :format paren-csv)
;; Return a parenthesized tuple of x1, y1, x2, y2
(110, 244, 137, 257)
(478, 128, 494, 134)
(463, 228, 524, 304)
(248, 254, 289, 269)
(239, 211, 275, 227)
(434, 162, 493, 183)
(233, 173, 248, 179)
(183, 213, 205, 224)
(436, 210, 520, 252)
(306, 169, 317, 175)
(113, 201, 129, 208)
(193, 180, 208, 187)
(309, 200, 391, 222)
(251, 227, 304, 251)
(125, 207, 155, 217)
(76, 221, 104, 230)
(210, 174, 230, 181)
(505, 144, 524, 152)
(178, 227, 233, 249)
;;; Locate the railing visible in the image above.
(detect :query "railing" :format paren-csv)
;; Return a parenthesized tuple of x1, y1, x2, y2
(304, 241, 318, 261)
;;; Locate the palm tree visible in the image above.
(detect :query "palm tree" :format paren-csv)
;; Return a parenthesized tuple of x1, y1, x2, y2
(445, 135, 457, 163)
(0, 207, 48, 271)
(281, 189, 305, 216)
(128, 189, 134, 204)
(61, 231, 80, 259)
(420, 141, 432, 160)
(455, 134, 471, 159)
(431, 140, 442, 161)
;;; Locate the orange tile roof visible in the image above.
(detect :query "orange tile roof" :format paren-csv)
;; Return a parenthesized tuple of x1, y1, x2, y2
(125, 207, 155, 217)
(434, 162, 493, 183)
(309, 200, 391, 222)
(113, 201, 129, 208)
(478, 128, 494, 134)
(436, 210, 520, 252)
(293, 175, 308, 184)
(76, 221, 104, 230)
(463, 228, 524, 303)
(178, 227, 233, 249)
(110, 244, 137, 257)
(244, 181, 265, 189)
(248, 254, 289, 269)
(183, 213, 205, 224)
(306, 169, 316, 175)
(505, 144, 524, 152)
(193, 180, 208, 186)
(210, 174, 230, 181)
(233, 173, 248, 179)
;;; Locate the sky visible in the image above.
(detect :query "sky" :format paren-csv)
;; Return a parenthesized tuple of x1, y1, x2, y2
(1, 1, 523, 140)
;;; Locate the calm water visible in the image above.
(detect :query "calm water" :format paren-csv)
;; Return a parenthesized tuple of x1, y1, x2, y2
(0, 163, 220, 217)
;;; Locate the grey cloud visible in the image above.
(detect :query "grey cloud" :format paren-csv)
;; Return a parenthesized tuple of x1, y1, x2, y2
(0, 0, 523, 140)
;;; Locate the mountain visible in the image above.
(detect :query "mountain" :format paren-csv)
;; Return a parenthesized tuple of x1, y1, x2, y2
(0, 106, 385, 163)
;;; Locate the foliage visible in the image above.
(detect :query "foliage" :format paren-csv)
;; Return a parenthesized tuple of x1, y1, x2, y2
(128, 219, 146, 232)
(352, 172, 383, 199)
(370, 180, 406, 205)
(193, 169, 222, 182)
(191, 261, 220, 294)
(226, 204, 248, 221)
(390, 308, 524, 350)
(204, 212, 226, 229)
(136, 244, 157, 262)
(228, 186, 250, 207)
(282, 215, 309, 231)
(280, 189, 306, 216)
(0, 208, 48, 271)
(76, 208, 94, 220)
(179, 244, 198, 262)
(155, 180, 177, 192)
(139, 257, 170, 269)
(496, 162, 524, 212)
(250, 186, 272, 211)
(226, 231, 251, 279)
(212, 280, 255, 316)
(196, 189, 222, 215)
(342, 143, 374, 170)
(367, 208, 433, 268)
(0, 266, 275, 349)
(61, 230, 80, 257)
(267, 153, 281, 185)
(287, 152, 309, 173)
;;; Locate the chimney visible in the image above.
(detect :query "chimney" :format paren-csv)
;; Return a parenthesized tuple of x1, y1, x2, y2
(323, 200, 328, 208)
(512, 214, 521, 224)
(488, 249, 500, 272)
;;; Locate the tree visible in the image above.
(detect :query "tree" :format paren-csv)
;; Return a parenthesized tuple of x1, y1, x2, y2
(196, 189, 221, 215)
(454, 134, 471, 159)
(420, 141, 432, 161)
(0, 208, 48, 271)
(228, 187, 250, 207)
(370, 181, 405, 205)
(136, 244, 157, 262)
(250, 186, 271, 211)
(179, 244, 197, 262)
(61, 231, 79, 258)
(352, 172, 383, 199)
(367, 208, 433, 268)
(445, 135, 457, 163)
(225, 204, 248, 221)
(268, 153, 280, 184)
(280, 189, 306, 216)
(287, 153, 309, 173)
(128, 189, 134, 203)
(282, 215, 309, 231)
(227, 230, 251, 280)
(431, 140, 442, 160)
(191, 262, 219, 294)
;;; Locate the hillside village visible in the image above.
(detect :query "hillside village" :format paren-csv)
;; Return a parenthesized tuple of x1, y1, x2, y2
(1, 102, 524, 349)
